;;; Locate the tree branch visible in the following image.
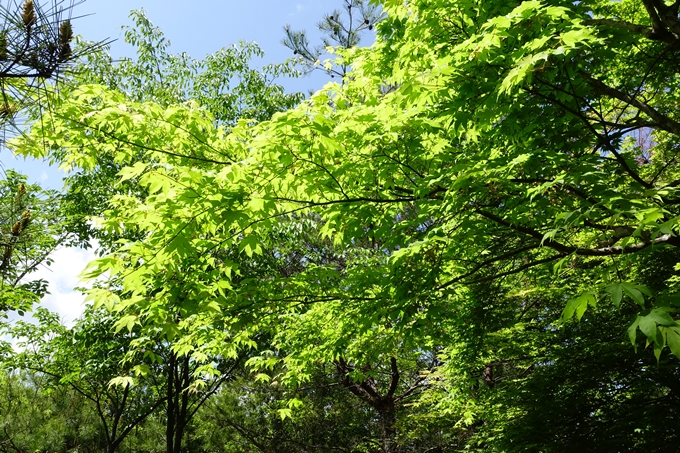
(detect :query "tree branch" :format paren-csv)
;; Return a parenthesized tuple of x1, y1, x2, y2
(583, 18, 656, 39)
(476, 209, 680, 256)
(437, 242, 540, 290)
(580, 70, 680, 138)
(386, 357, 400, 399)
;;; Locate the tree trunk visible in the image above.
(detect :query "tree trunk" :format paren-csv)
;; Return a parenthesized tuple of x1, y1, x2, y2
(335, 357, 401, 453)
(378, 399, 397, 453)
(166, 352, 176, 453)
(172, 356, 190, 453)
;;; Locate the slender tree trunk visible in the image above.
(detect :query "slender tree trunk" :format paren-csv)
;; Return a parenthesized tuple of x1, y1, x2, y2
(107, 437, 125, 453)
(172, 356, 190, 453)
(105, 384, 129, 453)
(166, 352, 176, 453)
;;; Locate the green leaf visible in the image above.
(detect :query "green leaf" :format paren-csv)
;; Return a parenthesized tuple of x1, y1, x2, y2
(562, 292, 596, 321)
(278, 408, 292, 420)
(239, 235, 262, 258)
(658, 218, 677, 235)
(621, 283, 650, 307)
(287, 397, 304, 409)
(653, 334, 664, 361)
(638, 314, 657, 339)
(132, 364, 151, 376)
(560, 28, 595, 48)
(108, 376, 134, 388)
(646, 308, 678, 327)
(666, 327, 680, 359)
(117, 161, 147, 182)
(605, 283, 623, 308)
(113, 315, 138, 333)
(253, 373, 271, 383)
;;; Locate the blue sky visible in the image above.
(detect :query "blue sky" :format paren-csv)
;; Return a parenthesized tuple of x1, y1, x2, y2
(76, 0, 332, 91)
(6, 0, 338, 186)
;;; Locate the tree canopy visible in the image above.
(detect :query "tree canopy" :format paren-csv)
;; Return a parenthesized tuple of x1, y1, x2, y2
(5, 0, 680, 451)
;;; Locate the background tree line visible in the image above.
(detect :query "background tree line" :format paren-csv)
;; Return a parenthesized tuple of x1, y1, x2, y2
(3, 0, 680, 452)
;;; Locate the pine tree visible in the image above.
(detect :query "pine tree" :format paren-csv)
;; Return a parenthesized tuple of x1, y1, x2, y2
(282, 0, 385, 79)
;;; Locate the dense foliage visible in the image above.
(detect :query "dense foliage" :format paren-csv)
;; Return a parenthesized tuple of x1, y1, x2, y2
(4, 0, 680, 451)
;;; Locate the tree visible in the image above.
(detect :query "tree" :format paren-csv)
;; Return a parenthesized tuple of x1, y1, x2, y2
(5, 307, 167, 453)
(197, 355, 455, 453)
(74, 9, 302, 127)
(54, 9, 304, 250)
(12, 11, 303, 452)
(198, 366, 378, 453)
(0, 0, 75, 132)
(0, 369, 103, 453)
(282, 0, 385, 79)
(0, 0, 85, 317)
(0, 170, 74, 316)
(155, 339, 239, 453)
(14, 0, 680, 450)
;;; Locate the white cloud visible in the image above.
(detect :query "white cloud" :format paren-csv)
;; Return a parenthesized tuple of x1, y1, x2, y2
(2, 245, 96, 349)
(290, 1, 319, 16)
(30, 246, 96, 326)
